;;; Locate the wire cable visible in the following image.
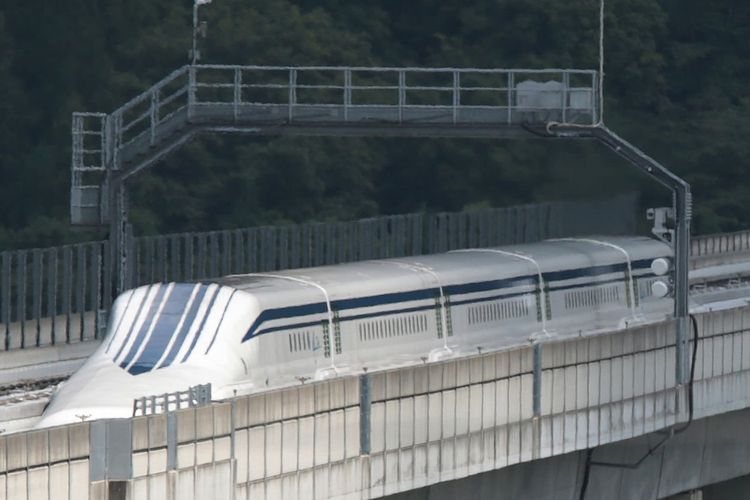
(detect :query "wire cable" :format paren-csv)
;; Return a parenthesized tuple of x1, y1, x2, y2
(578, 313, 700, 499)
(545, 0, 605, 135)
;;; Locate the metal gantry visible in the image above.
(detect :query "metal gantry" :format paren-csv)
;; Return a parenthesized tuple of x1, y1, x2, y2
(69, 62, 691, 390)
(547, 123, 692, 385)
(70, 64, 600, 294)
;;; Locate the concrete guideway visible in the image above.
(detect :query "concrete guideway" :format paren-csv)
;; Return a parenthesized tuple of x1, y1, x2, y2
(3, 301, 750, 499)
(2, 238, 750, 434)
(385, 407, 750, 500)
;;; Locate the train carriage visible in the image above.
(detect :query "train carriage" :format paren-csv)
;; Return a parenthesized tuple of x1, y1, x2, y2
(37, 236, 672, 428)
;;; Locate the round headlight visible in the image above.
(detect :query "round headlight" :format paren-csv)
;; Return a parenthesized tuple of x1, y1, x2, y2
(651, 258, 670, 276)
(651, 280, 669, 298)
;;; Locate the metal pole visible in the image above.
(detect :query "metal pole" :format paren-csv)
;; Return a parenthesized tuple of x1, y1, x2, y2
(192, 1, 199, 65)
(532, 342, 542, 459)
(548, 123, 692, 385)
(109, 175, 130, 295)
(360, 373, 372, 455)
(674, 187, 691, 384)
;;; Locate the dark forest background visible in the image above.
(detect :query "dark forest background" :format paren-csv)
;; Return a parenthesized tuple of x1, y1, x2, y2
(0, 0, 748, 249)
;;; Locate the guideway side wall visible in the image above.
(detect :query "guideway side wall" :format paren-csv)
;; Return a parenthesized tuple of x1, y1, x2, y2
(2, 305, 750, 499)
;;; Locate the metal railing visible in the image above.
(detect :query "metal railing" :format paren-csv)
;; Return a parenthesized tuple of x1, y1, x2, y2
(128, 196, 635, 286)
(0, 241, 107, 350)
(132, 383, 212, 416)
(71, 65, 599, 225)
(70, 112, 108, 225)
(1, 197, 636, 352)
(110, 65, 598, 160)
(691, 229, 750, 258)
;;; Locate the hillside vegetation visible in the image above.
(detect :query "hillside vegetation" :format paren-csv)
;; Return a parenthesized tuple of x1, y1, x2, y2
(0, 0, 747, 248)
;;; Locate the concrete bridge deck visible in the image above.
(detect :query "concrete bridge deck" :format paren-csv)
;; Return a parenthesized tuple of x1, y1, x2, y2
(2, 302, 750, 499)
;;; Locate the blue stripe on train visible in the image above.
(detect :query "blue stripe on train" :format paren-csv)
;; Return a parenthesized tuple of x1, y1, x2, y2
(180, 286, 222, 362)
(113, 284, 155, 361)
(127, 284, 198, 375)
(157, 284, 212, 370)
(243, 259, 659, 341)
(204, 290, 239, 354)
(119, 285, 169, 369)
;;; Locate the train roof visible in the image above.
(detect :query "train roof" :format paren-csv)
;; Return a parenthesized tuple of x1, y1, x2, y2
(211, 236, 671, 304)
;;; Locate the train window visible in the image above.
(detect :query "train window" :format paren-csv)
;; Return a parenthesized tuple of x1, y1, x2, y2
(357, 313, 429, 342)
(287, 330, 316, 353)
(467, 298, 530, 325)
(638, 277, 657, 299)
(564, 285, 621, 310)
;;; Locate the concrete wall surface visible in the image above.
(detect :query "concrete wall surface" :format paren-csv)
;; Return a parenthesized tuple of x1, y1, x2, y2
(1, 306, 750, 499)
(385, 407, 750, 500)
(0, 423, 90, 500)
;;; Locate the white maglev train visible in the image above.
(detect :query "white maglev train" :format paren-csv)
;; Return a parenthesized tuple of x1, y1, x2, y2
(37, 236, 673, 428)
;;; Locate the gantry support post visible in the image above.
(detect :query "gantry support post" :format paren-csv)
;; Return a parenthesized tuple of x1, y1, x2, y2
(548, 123, 692, 385)
(108, 175, 131, 295)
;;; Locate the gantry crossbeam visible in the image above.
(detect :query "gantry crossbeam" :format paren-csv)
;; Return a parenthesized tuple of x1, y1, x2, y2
(70, 65, 599, 226)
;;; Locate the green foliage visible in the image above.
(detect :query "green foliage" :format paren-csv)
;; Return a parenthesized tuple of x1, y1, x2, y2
(0, 0, 748, 248)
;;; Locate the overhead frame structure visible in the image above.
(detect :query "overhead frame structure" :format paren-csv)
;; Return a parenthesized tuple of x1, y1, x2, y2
(69, 63, 691, 387)
(71, 64, 600, 288)
(546, 123, 692, 385)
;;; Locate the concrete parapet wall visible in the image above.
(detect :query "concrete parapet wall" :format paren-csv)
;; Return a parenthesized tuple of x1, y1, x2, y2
(384, 406, 750, 500)
(1, 312, 99, 354)
(2, 306, 750, 499)
(0, 423, 90, 500)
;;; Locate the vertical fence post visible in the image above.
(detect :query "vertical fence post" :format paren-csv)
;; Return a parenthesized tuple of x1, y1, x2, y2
(452, 71, 460, 124)
(166, 410, 178, 470)
(157, 237, 168, 282)
(76, 244, 87, 341)
(32, 249, 42, 347)
(62, 246, 73, 344)
(398, 70, 406, 124)
(233, 67, 241, 122)
(288, 69, 297, 123)
(562, 71, 569, 123)
(47, 248, 58, 345)
(507, 71, 514, 124)
(169, 236, 181, 282)
(221, 231, 232, 276)
(184, 234, 194, 281)
(113, 111, 123, 171)
(344, 69, 352, 122)
(532, 342, 542, 460)
(209, 232, 219, 278)
(188, 66, 197, 121)
(1, 252, 10, 350)
(16, 250, 26, 348)
(360, 373, 372, 455)
(592, 71, 598, 124)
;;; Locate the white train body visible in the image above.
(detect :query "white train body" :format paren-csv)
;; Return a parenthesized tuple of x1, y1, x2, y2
(37, 236, 672, 428)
